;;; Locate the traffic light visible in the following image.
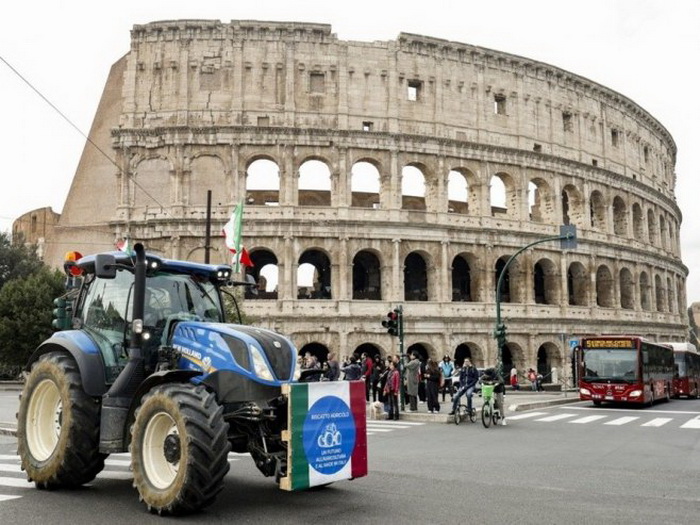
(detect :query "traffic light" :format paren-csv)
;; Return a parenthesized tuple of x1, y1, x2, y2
(493, 322, 507, 348)
(382, 310, 400, 336)
(52, 297, 69, 330)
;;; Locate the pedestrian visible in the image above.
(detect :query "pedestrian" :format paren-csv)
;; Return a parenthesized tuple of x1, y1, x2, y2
(342, 356, 362, 380)
(418, 356, 427, 404)
(425, 358, 441, 413)
(439, 355, 455, 401)
(449, 358, 480, 416)
(510, 366, 520, 390)
(361, 353, 374, 401)
(384, 360, 400, 420)
(480, 367, 507, 425)
(404, 352, 421, 411)
(371, 355, 385, 402)
(325, 352, 340, 381)
(528, 368, 537, 391)
(379, 357, 392, 412)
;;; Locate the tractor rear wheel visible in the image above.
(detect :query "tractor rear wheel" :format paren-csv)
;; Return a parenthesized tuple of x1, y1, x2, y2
(130, 383, 230, 515)
(17, 351, 105, 488)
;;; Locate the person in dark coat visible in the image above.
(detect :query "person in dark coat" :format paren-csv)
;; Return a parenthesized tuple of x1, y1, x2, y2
(424, 358, 441, 413)
(341, 356, 362, 381)
(404, 352, 421, 411)
(325, 352, 340, 381)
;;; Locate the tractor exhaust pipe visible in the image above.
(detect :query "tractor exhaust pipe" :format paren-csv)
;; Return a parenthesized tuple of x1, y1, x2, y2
(100, 243, 147, 452)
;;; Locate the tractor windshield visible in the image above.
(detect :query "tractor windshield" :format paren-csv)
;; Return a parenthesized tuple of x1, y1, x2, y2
(145, 273, 224, 325)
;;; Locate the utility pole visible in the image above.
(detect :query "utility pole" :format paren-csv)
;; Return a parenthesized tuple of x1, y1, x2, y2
(494, 225, 576, 377)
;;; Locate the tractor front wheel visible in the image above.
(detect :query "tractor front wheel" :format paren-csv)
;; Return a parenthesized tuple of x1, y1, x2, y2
(130, 383, 230, 515)
(17, 351, 105, 488)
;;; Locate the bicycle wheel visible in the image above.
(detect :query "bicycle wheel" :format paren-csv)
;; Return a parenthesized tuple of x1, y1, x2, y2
(454, 406, 462, 425)
(492, 409, 501, 427)
(481, 402, 492, 428)
(468, 408, 477, 423)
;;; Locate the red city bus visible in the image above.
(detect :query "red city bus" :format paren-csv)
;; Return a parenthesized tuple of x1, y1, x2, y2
(662, 342, 700, 399)
(578, 336, 674, 406)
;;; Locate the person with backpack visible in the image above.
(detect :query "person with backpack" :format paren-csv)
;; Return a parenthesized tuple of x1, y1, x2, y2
(439, 355, 455, 401)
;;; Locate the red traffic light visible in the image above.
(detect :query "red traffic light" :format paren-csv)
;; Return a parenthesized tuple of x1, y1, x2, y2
(387, 311, 398, 320)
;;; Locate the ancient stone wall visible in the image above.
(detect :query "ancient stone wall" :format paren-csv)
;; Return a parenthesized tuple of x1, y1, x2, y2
(45, 20, 688, 381)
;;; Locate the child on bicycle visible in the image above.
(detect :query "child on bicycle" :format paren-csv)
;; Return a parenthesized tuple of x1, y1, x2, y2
(480, 367, 507, 425)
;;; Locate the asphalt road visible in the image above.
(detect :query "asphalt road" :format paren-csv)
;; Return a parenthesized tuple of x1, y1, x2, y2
(0, 395, 699, 524)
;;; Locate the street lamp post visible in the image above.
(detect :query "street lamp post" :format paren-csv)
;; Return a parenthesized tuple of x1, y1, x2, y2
(494, 226, 576, 377)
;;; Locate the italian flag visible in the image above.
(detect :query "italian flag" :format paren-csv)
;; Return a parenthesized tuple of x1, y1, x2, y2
(283, 381, 368, 490)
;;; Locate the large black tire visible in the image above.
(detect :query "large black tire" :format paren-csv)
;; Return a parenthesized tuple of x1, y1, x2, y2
(130, 383, 230, 515)
(17, 351, 105, 488)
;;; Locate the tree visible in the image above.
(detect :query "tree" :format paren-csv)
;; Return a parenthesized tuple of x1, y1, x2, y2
(0, 232, 44, 292)
(0, 267, 65, 369)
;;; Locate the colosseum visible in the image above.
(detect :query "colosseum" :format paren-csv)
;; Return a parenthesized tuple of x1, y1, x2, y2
(42, 20, 688, 384)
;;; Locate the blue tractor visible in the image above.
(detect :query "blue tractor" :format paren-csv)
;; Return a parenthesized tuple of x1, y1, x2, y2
(17, 244, 303, 514)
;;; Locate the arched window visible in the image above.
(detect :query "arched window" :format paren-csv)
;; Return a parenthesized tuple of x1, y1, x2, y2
(298, 159, 331, 206)
(404, 252, 428, 301)
(350, 161, 381, 208)
(246, 158, 280, 205)
(401, 165, 426, 211)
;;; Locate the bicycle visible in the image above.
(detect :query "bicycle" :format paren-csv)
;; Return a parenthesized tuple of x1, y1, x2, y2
(453, 402, 476, 425)
(480, 382, 503, 428)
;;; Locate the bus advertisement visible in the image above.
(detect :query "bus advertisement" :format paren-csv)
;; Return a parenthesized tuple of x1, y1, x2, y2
(578, 336, 674, 406)
(661, 342, 700, 399)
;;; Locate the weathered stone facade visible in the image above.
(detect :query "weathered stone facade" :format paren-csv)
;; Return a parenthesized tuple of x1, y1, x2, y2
(44, 20, 687, 382)
(13, 207, 60, 259)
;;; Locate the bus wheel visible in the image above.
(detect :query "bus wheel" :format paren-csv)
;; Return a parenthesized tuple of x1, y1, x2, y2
(592, 400, 601, 407)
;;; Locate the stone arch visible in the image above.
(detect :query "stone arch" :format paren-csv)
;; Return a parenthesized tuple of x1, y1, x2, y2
(536, 342, 563, 381)
(406, 343, 432, 361)
(655, 274, 666, 312)
(561, 184, 584, 226)
(401, 164, 427, 210)
(639, 271, 651, 311)
(299, 342, 330, 364)
(596, 265, 614, 307)
(612, 196, 628, 236)
(132, 156, 172, 211)
(404, 251, 429, 301)
(453, 342, 484, 368)
(450, 166, 480, 214)
(298, 159, 331, 206)
(647, 208, 657, 246)
(353, 342, 382, 360)
(528, 178, 554, 223)
(567, 261, 588, 306)
(350, 160, 381, 208)
(447, 169, 469, 214)
(246, 249, 279, 299)
(187, 154, 227, 207)
(246, 157, 280, 205)
(533, 257, 560, 305)
(352, 249, 382, 300)
(632, 203, 644, 241)
(667, 276, 675, 314)
(298, 249, 332, 299)
(590, 190, 606, 231)
(490, 172, 516, 217)
(501, 341, 525, 374)
(451, 253, 478, 302)
(659, 215, 667, 250)
(619, 267, 635, 310)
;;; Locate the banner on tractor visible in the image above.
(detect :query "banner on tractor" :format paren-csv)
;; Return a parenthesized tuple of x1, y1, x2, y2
(280, 381, 367, 490)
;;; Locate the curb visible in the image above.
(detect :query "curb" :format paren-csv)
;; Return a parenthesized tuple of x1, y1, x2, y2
(0, 426, 16, 437)
(507, 397, 581, 413)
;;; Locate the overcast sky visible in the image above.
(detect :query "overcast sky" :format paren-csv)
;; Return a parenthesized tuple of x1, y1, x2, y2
(1, 0, 699, 299)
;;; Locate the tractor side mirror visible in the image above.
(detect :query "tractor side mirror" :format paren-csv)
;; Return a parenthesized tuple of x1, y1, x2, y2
(95, 254, 117, 279)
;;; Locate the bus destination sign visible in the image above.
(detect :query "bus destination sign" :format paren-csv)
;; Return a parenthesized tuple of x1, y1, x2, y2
(583, 339, 634, 349)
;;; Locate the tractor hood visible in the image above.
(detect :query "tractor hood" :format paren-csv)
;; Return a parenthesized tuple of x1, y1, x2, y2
(171, 321, 297, 385)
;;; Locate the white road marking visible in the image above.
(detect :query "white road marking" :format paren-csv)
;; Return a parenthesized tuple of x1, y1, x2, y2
(0, 477, 30, 488)
(604, 416, 639, 426)
(504, 412, 548, 420)
(0, 494, 21, 502)
(363, 428, 393, 433)
(0, 463, 21, 473)
(641, 418, 673, 427)
(104, 459, 131, 467)
(366, 420, 425, 426)
(680, 417, 700, 429)
(570, 415, 607, 424)
(535, 413, 577, 422)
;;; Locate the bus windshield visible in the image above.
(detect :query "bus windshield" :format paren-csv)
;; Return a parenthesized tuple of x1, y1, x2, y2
(674, 353, 686, 377)
(583, 349, 638, 383)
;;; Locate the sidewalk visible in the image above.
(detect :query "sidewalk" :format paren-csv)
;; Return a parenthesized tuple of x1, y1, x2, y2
(370, 388, 581, 423)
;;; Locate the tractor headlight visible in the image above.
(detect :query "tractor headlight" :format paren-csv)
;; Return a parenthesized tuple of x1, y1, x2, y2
(293, 362, 301, 381)
(250, 345, 274, 381)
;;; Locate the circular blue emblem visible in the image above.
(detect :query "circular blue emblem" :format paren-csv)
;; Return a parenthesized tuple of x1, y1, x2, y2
(302, 396, 356, 475)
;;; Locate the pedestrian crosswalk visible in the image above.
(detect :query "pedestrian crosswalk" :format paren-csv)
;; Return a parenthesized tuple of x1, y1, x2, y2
(0, 451, 250, 504)
(365, 420, 425, 436)
(507, 411, 700, 429)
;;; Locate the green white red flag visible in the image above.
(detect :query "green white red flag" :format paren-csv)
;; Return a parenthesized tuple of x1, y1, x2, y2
(281, 381, 368, 490)
(222, 202, 253, 271)
(115, 237, 135, 256)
